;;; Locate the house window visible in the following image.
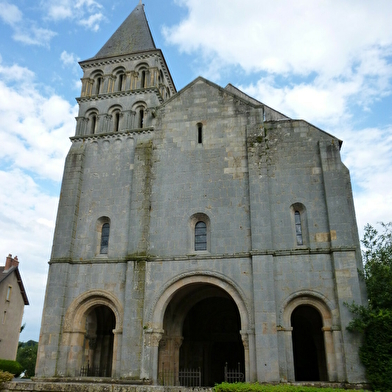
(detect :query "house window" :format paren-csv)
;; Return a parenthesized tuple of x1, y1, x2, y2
(197, 123, 203, 144)
(6, 286, 11, 302)
(195, 221, 207, 251)
(295, 211, 303, 245)
(100, 223, 110, 254)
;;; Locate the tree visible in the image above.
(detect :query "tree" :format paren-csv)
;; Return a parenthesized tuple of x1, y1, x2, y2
(347, 222, 392, 392)
(16, 341, 38, 378)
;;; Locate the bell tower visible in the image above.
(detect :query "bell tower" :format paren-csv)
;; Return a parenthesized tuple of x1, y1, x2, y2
(75, 1, 176, 136)
(36, 2, 176, 378)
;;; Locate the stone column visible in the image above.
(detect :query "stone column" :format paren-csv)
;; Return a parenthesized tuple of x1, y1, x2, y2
(107, 76, 115, 93)
(80, 78, 90, 97)
(283, 327, 295, 381)
(240, 331, 252, 382)
(277, 327, 289, 382)
(75, 117, 88, 136)
(142, 329, 164, 384)
(112, 328, 122, 378)
(322, 326, 337, 381)
(332, 328, 346, 381)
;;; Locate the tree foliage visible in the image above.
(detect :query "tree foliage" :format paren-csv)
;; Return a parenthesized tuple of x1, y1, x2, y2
(16, 340, 38, 378)
(347, 222, 392, 391)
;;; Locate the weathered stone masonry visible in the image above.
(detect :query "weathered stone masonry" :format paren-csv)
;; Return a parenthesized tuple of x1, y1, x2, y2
(35, 1, 367, 387)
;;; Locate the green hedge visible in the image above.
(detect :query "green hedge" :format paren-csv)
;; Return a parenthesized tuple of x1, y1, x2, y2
(214, 382, 365, 392)
(0, 359, 23, 377)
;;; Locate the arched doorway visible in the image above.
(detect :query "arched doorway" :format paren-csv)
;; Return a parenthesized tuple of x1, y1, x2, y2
(61, 290, 123, 378)
(158, 283, 245, 386)
(83, 305, 115, 377)
(291, 305, 327, 381)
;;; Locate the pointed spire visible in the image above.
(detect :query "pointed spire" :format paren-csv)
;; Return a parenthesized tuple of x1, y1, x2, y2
(92, 1, 156, 60)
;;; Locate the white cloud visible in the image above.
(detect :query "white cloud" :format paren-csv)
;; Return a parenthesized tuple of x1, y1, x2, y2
(0, 2, 22, 25)
(0, 59, 77, 340)
(164, 0, 392, 126)
(0, 2, 56, 47)
(165, 1, 392, 76)
(13, 26, 57, 47)
(60, 51, 78, 66)
(43, 0, 105, 31)
(78, 12, 104, 32)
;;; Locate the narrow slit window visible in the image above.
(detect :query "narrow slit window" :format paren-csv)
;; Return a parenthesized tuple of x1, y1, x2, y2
(197, 124, 203, 144)
(114, 112, 120, 132)
(118, 74, 124, 91)
(195, 221, 207, 251)
(100, 223, 110, 254)
(91, 115, 97, 134)
(295, 211, 303, 245)
(141, 71, 146, 88)
(96, 77, 102, 94)
(139, 109, 144, 128)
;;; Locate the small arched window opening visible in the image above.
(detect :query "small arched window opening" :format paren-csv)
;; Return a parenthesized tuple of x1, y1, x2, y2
(117, 74, 124, 91)
(91, 114, 97, 134)
(96, 77, 102, 94)
(195, 221, 207, 251)
(100, 223, 110, 254)
(295, 211, 303, 245)
(141, 70, 146, 88)
(139, 108, 144, 128)
(197, 123, 203, 144)
(113, 112, 120, 132)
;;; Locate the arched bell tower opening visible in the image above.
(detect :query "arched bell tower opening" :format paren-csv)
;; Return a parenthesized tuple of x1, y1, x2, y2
(291, 305, 328, 381)
(157, 283, 245, 387)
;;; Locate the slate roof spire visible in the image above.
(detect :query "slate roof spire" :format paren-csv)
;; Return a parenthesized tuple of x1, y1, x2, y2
(92, 1, 156, 60)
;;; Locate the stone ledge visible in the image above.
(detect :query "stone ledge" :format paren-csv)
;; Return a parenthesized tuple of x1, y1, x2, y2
(1, 381, 370, 392)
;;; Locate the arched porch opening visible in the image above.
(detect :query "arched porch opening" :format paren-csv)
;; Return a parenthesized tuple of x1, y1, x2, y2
(157, 282, 246, 386)
(291, 305, 327, 381)
(83, 305, 115, 377)
(61, 290, 123, 378)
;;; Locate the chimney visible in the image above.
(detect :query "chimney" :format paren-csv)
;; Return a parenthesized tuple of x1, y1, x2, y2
(4, 254, 19, 272)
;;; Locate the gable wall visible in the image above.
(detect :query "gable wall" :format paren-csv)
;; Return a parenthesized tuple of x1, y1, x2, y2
(0, 272, 25, 360)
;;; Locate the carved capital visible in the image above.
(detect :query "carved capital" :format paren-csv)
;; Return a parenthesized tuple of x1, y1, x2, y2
(144, 329, 164, 347)
(240, 333, 249, 350)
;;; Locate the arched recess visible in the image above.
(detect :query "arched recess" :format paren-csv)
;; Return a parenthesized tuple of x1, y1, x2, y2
(62, 290, 123, 377)
(91, 70, 104, 95)
(113, 66, 126, 92)
(189, 213, 211, 253)
(132, 101, 147, 129)
(280, 293, 340, 382)
(108, 105, 123, 133)
(136, 62, 149, 89)
(86, 108, 99, 135)
(146, 273, 253, 386)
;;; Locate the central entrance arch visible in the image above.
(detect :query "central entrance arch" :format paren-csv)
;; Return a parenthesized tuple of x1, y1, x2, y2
(151, 275, 250, 386)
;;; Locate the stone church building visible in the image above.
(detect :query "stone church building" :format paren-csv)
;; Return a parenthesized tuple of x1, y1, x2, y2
(36, 1, 367, 386)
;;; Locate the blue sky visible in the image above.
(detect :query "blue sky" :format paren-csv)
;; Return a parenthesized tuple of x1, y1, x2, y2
(1, 0, 392, 342)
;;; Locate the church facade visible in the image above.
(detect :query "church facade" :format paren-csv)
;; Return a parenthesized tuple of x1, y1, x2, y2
(36, 1, 367, 386)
